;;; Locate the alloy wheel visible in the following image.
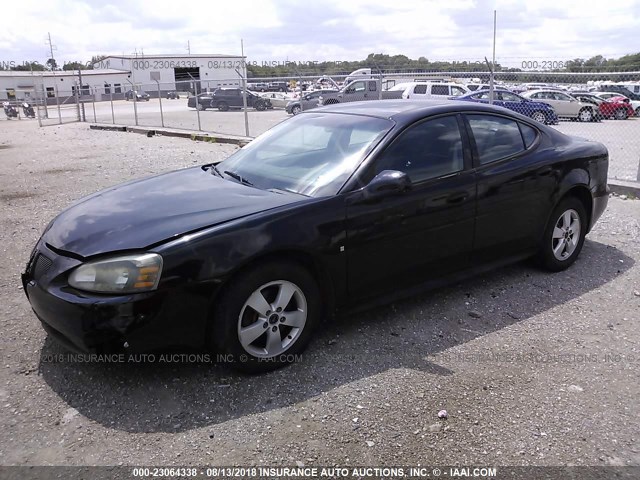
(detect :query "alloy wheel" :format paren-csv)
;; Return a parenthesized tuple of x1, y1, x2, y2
(551, 209, 581, 261)
(237, 280, 307, 358)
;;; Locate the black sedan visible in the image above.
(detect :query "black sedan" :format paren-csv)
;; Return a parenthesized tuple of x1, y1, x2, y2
(22, 101, 609, 373)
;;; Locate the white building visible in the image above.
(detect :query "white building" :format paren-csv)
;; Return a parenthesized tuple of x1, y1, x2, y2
(93, 54, 246, 93)
(0, 69, 131, 102)
(0, 53, 245, 102)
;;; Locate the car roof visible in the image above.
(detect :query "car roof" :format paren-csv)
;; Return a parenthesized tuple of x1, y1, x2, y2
(522, 89, 568, 94)
(314, 99, 538, 124)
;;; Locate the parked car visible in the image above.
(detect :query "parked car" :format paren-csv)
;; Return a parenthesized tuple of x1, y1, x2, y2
(166, 91, 180, 100)
(286, 89, 339, 114)
(571, 93, 633, 120)
(259, 92, 293, 109)
(389, 82, 469, 99)
(268, 81, 289, 92)
(521, 90, 596, 122)
(593, 92, 640, 117)
(187, 88, 272, 111)
(248, 82, 269, 92)
(319, 79, 404, 105)
(452, 90, 559, 124)
(22, 100, 609, 373)
(125, 90, 150, 101)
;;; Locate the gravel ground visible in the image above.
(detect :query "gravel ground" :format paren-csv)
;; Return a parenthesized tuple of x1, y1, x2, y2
(1, 121, 639, 468)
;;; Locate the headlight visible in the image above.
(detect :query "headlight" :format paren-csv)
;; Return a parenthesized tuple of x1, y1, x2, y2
(68, 253, 163, 294)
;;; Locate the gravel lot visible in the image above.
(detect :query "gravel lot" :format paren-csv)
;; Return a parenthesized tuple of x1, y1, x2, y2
(1, 121, 639, 469)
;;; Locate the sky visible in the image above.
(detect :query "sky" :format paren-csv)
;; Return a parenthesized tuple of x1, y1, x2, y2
(1, 0, 639, 69)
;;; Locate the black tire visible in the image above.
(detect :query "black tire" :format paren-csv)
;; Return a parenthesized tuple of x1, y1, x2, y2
(536, 197, 587, 272)
(217, 101, 229, 112)
(291, 105, 302, 115)
(614, 108, 628, 120)
(255, 102, 266, 111)
(577, 107, 593, 122)
(196, 103, 205, 111)
(531, 111, 546, 124)
(635, 107, 640, 117)
(211, 261, 321, 373)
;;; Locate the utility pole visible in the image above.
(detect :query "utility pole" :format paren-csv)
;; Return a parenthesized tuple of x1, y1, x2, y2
(187, 41, 191, 55)
(46, 32, 57, 74)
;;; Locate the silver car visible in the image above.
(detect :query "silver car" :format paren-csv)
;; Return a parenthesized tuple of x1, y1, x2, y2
(521, 89, 595, 122)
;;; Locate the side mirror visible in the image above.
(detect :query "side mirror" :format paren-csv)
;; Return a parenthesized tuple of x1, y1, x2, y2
(362, 170, 411, 201)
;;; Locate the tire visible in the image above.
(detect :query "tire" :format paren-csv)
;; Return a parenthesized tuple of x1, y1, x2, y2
(255, 102, 266, 111)
(211, 261, 321, 373)
(531, 111, 546, 123)
(635, 107, 640, 117)
(196, 103, 205, 111)
(536, 197, 587, 272)
(217, 101, 229, 112)
(614, 108, 628, 120)
(291, 105, 302, 115)
(578, 108, 593, 122)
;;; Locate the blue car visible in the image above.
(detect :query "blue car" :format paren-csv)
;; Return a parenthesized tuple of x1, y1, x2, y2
(452, 90, 558, 125)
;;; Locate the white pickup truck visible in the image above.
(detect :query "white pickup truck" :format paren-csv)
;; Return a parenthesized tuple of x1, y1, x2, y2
(318, 79, 403, 106)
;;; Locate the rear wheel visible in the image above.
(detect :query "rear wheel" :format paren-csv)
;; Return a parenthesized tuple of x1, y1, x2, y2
(578, 108, 593, 122)
(635, 107, 640, 117)
(291, 105, 302, 115)
(255, 102, 266, 111)
(217, 101, 229, 112)
(614, 108, 628, 120)
(211, 262, 321, 373)
(531, 111, 546, 123)
(536, 197, 587, 272)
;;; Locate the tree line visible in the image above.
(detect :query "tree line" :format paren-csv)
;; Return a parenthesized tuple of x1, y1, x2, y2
(2, 53, 638, 75)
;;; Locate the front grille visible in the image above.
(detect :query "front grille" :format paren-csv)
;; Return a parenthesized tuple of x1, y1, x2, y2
(32, 253, 53, 279)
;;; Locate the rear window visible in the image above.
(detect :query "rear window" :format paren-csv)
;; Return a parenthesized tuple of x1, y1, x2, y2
(467, 114, 526, 164)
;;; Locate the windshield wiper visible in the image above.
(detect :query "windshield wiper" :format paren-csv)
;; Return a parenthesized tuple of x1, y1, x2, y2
(209, 163, 224, 178)
(269, 187, 309, 196)
(223, 170, 254, 186)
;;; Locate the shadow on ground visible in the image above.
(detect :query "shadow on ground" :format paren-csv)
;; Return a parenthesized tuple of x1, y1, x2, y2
(38, 239, 633, 433)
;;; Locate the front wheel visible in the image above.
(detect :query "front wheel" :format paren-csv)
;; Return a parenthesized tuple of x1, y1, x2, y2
(291, 105, 302, 115)
(255, 102, 266, 111)
(635, 107, 640, 117)
(196, 103, 205, 111)
(536, 197, 587, 272)
(578, 108, 593, 122)
(531, 111, 546, 123)
(217, 101, 229, 111)
(211, 262, 321, 373)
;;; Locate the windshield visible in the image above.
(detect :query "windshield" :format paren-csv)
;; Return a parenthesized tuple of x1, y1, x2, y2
(217, 113, 393, 197)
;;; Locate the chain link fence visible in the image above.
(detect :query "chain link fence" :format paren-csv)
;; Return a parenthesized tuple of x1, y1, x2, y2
(9, 70, 640, 183)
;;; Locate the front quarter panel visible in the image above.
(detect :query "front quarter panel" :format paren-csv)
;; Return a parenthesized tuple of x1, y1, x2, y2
(152, 195, 348, 338)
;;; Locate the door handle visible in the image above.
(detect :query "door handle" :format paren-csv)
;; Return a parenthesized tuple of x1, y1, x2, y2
(447, 193, 468, 204)
(538, 166, 553, 176)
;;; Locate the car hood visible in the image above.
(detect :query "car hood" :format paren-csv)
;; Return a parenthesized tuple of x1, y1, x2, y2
(43, 166, 304, 258)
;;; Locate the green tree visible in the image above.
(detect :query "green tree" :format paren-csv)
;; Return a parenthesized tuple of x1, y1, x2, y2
(11, 62, 46, 71)
(63, 61, 88, 71)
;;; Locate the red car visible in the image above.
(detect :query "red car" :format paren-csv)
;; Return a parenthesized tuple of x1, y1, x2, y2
(572, 93, 633, 120)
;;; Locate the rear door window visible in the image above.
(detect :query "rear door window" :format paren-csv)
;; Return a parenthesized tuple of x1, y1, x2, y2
(430, 85, 449, 96)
